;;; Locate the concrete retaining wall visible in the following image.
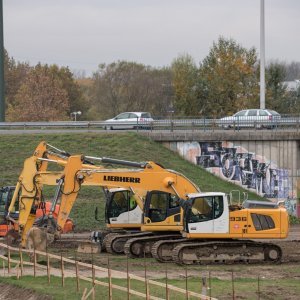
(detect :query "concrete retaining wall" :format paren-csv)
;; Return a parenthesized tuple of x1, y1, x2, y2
(162, 139, 299, 216)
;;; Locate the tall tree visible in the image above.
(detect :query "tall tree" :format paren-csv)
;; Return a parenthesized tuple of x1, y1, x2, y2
(46, 64, 86, 117)
(199, 37, 259, 117)
(265, 62, 288, 112)
(4, 50, 30, 113)
(7, 65, 69, 121)
(90, 61, 172, 119)
(171, 54, 198, 116)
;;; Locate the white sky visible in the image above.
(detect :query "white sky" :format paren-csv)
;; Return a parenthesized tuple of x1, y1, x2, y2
(4, 0, 300, 76)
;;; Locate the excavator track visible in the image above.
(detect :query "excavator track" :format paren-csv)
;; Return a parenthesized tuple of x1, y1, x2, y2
(172, 240, 282, 265)
(151, 238, 191, 262)
(105, 232, 153, 254)
(124, 234, 182, 259)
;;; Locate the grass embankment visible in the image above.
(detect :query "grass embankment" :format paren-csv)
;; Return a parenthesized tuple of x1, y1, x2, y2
(0, 132, 262, 230)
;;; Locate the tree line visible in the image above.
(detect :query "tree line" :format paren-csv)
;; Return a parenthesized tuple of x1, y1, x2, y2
(4, 37, 300, 121)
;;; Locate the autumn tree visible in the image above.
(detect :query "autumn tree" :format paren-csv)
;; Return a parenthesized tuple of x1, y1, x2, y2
(171, 54, 198, 116)
(89, 61, 172, 119)
(199, 37, 259, 117)
(4, 50, 30, 113)
(7, 65, 69, 121)
(46, 64, 86, 116)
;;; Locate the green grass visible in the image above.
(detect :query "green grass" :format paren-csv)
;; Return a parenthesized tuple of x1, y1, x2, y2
(0, 132, 264, 230)
(0, 274, 300, 300)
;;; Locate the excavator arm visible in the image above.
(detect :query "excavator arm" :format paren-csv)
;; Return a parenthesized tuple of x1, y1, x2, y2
(56, 155, 200, 235)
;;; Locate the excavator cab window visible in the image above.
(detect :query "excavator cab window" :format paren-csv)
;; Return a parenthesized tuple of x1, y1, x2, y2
(187, 195, 224, 223)
(0, 186, 19, 221)
(106, 190, 137, 221)
(0, 189, 6, 217)
(145, 191, 180, 223)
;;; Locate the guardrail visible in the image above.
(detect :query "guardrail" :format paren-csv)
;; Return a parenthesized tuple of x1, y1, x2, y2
(0, 117, 300, 131)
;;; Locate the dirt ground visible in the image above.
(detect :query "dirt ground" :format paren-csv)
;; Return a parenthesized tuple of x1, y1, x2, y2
(1, 225, 299, 299)
(0, 283, 52, 300)
(48, 224, 300, 280)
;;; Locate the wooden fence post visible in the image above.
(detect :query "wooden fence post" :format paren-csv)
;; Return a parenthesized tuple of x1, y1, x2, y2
(232, 271, 235, 299)
(75, 261, 80, 292)
(201, 275, 207, 296)
(165, 264, 169, 300)
(92, 260, 95, 300)
(127, 256, 130, 300)
(61, 253, 65, 287)
(185, 266, 189, 300)
(144, 252, 149, 300)
(108, 256, 112, 300)
(209, 271, 212, 299)
(47, 253, 51, 284)
(19, 246, 23, 277)
(7, 245, 11, 274)
(33, 247, 36, 278)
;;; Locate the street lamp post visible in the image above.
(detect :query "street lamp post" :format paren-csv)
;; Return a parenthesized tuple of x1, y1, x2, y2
(260, 0, 266, 109)
(71, 111, 82, 121)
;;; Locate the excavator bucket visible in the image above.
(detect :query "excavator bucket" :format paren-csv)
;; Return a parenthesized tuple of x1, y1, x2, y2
(77, 241, 100, 254)
(26, 227, 49, 259)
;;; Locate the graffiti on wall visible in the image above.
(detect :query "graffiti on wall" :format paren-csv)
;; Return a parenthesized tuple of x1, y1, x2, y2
(175, 141, 297, 215)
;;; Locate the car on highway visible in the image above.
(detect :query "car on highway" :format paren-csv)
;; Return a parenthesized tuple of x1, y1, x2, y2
(219, 109, 281, 129)
(103, 112, 153, 130)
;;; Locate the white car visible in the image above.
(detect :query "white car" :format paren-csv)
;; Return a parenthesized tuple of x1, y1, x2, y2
(103, 112, 153, 130)
(219, 109, 281, 129)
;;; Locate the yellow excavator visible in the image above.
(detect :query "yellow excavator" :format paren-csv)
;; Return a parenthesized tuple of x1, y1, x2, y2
(8, 148, 200, 252)
(53, 154, 289, 264)
(8, 145, 289, 264)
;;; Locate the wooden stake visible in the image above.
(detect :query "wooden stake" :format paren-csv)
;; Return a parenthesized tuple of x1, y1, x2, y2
(143, 251, 149, 299)
(257, 276, 260, 300)
(33, 247, 36, 278)
(81, 287, 87, 300)
(165, 264, 169, 300)
(185, 265, 189, 300)
(47, 254, 51, 284)
(209, 271, 212, 299)
(61, 253, 65, 287)
(231, 271, 235, 300)
(19, 246, 23, 277)
(92, 261, 95, 300)
(127, 256, 130, 300)
(146, 279, 150, 300)
(75, 261, 80, 292)
(2, 260, 5, 276)
(7, 246, 10, 274)
(201, 276, 207, 296)
(108, 256, 112, 300)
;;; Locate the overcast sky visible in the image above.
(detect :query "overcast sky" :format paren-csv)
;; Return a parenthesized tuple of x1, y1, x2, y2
(4, 0, 300, 76)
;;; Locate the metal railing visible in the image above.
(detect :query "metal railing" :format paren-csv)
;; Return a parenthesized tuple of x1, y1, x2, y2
(0, 116, 300, 131)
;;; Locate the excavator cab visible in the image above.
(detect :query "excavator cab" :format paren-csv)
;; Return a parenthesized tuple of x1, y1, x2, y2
(184, 193, 228, 235)
(144, 191, 181, 223)
(105, 188, 141, 226)
(0, 186, 19, 237)
(0, 186, 19, 221)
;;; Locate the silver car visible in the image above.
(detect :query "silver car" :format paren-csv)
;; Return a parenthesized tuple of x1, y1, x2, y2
(219, 109, 281, 129)
(103, 112, 153, 130)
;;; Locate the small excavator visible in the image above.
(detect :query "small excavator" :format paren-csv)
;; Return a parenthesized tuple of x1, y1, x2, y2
(0, 186, 74, 239)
